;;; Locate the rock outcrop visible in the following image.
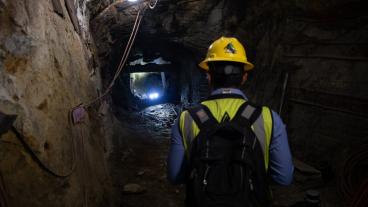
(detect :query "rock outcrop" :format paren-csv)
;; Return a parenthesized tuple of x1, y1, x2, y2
(0, 0, 113, 206)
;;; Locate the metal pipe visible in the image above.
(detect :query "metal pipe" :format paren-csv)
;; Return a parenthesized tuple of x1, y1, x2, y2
(283, 54, 368, 61)
(288, 87, 368, 103)
(288, 16, 368, 23)
(288, 98, 368, 119)
(284, 42, 368, 46)
(161, 72, 166, 90)
(279, 72, 289, 115)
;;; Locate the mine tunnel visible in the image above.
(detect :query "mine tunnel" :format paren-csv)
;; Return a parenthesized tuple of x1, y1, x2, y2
(0, 0, 368, 207)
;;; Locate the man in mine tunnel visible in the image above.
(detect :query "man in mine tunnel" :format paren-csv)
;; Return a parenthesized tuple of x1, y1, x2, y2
(167, 37, 294, 207)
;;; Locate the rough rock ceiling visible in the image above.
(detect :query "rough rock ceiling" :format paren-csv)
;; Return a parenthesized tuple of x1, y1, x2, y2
(89, 0, 366, 53)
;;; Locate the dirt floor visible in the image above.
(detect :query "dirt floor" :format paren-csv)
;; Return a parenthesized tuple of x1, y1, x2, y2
(109, 104, 185, 207)
(107, 104, 344, 207)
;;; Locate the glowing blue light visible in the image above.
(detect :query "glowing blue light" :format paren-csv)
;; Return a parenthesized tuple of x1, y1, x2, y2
(128, 0, 138, 2)
(148, 92, 159, 100)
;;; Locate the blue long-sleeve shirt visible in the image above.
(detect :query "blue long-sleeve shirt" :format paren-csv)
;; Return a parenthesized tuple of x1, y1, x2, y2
(167, 88, 294, 185)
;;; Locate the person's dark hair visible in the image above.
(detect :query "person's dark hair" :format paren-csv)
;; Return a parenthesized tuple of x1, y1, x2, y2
(208, 61, 245, 89)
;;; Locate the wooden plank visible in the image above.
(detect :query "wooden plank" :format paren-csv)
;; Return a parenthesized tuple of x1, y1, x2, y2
(51, 0, 64, 17)
(65, 0, 80, 34)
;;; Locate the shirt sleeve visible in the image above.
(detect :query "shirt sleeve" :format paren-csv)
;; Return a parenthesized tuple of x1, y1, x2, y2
(167, 118, 187, 184)
(268, 111, 294, 185)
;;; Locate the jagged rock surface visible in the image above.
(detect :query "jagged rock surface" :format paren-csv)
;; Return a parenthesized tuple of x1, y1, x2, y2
(0, 0, 113, 206)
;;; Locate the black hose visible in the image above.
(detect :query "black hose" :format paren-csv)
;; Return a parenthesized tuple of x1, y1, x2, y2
(10, 126, 76, 178)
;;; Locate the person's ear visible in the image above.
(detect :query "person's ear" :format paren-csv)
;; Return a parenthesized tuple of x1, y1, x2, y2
(241, 72, 248, 85)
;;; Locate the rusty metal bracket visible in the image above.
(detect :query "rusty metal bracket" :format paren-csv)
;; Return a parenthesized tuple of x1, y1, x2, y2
(71, 105, 87, 125)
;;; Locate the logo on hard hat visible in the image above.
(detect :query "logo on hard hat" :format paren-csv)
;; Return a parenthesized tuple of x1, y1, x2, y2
(224, 43, 237, 54)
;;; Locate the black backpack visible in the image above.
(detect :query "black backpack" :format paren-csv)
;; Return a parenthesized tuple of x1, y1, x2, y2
(185, 102, 272, 207)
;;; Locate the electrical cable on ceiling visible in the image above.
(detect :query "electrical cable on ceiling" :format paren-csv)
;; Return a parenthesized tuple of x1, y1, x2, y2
(149, 0, 159, 9)
(79, 0, 158, 109)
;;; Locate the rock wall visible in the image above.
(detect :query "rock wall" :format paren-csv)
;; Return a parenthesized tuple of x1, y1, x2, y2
(278, 0, 368, 169)
(0, 0, 113, 206)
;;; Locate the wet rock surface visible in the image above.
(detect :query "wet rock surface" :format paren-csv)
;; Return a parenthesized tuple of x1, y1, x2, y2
(108, 104, 184, 207)
(139, 104, 178, 135)
(117, 103, 178, 139)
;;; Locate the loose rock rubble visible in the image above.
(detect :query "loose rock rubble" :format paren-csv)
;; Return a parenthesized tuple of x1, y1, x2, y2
(123, 183, 146, 194)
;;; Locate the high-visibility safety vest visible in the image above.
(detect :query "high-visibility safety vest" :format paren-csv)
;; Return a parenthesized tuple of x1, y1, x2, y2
(179, 95, 273, 170)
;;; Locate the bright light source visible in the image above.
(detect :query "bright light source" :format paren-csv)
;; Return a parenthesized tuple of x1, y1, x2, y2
(148, 92, 159, 100)
(128, 0, 138, 2)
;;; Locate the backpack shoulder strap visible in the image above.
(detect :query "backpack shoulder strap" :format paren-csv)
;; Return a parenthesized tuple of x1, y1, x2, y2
(232, 102, 262, 127)
(187, 104, 217, 131)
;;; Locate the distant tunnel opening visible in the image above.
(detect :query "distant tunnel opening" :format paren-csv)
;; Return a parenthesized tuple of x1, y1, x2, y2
(107, 38, 207, 114)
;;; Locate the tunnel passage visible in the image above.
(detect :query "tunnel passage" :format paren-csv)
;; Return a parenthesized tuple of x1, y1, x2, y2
(107, 38, 208, 112)
(0, 0, 367, 207)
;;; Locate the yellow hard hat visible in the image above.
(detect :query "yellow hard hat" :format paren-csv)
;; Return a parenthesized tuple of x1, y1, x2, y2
(199, 37, 254, 71)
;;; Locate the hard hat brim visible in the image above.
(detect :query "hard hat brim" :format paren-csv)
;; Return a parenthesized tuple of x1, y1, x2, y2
(199, 58, 254, 71)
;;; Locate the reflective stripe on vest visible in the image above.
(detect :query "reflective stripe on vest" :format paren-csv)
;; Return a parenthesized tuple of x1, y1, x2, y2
(179, 98, 273, 170)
